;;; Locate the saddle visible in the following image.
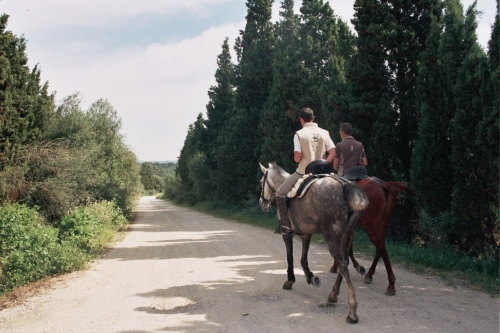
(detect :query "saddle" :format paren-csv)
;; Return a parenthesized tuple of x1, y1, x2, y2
(287, 161, 384, 198)
(343, 165, 384, 185)
(288, 160, 350, 199)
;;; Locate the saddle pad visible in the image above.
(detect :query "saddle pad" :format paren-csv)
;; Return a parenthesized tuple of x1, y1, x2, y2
(288, 173, 348, 199)
(287, 174, 312, 198)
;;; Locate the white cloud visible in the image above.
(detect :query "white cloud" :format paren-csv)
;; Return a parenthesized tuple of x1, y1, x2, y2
(1, 0, 496, 161)
(44, 22, 244, 161)
(3, 0, 236, 32)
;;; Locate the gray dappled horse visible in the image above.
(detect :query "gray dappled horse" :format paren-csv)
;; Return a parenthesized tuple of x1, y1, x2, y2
(258, 163, 369, 323)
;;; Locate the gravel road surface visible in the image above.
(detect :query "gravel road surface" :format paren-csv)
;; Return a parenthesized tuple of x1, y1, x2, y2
(0, 196, 498, 333)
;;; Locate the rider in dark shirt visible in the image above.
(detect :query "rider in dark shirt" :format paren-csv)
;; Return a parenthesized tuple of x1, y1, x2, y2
(333, 123, 367, 176)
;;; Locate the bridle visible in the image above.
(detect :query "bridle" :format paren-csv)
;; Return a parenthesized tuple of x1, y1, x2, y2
(260, 169, 276, 206)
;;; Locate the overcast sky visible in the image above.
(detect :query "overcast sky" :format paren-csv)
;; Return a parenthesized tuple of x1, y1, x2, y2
(1, 0, 496, 161)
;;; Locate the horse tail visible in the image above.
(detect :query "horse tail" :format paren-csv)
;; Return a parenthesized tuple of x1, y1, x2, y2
(380, 181, 414, 196)
(344, 182, 369, 212)
(379, 181, 414, 223)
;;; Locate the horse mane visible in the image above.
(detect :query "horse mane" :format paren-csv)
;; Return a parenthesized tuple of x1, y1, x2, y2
(269, 162, 289, 176)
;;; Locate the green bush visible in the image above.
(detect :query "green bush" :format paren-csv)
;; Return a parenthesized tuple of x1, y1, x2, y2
(0, 203, 71, 291)
(0, 203, 46, 258)
(58, 201, 126, 255)
(0, 201, 128, 293)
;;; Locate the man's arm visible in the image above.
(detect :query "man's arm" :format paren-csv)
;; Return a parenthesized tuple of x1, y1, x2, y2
(333, 157, 340, 172)
(326, 147, 335, 164)
(293, 134, 302, 163)
(294, 151, 302, 163)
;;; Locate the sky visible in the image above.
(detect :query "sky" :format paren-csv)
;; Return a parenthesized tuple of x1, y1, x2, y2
(1, 0, 497, 162)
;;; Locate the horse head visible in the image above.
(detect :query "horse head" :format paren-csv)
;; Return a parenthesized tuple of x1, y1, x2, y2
(258, 162, 288, 212)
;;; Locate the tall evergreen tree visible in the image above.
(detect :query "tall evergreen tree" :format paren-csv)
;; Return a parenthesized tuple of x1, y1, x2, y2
(321, 17, 356, 139)
(351, 0, 441, 180)
(474, 0, 499, 255)
(203, 38, 236, 196)
(176, 113, 206, 189)
(387, 0, 442, 179)
(448, 1, 490, 254)
(412, 14, 449, 216)
(0, 15, 54, 173)
(259, 0, 302, 172)
(218, 0, 274, 201)
(413, 0, 470, 217)
(350, 0, 394, 178)
(298, 0, 340, 122)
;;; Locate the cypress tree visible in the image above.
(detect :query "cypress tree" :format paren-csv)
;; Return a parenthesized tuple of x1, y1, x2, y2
(350, 0, 441, 180)
(321, 17, 356, 139)
(297, 0, 339, 122)
(259, 0, 301, 172)
(449, 1, 490, 254)
(176, 113, 205, 189)
(473, 0, 499, 256)
(388, 0, 442, 180)
(350, 0, 394, 178)
(203, 38, 236, 196)
(412, 14, 449, 216)
(218, 0, 274, 201)
(0, 14, 54, 172)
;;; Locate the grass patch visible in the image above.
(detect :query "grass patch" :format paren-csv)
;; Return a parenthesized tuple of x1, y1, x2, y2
(176, 198, 499, 295)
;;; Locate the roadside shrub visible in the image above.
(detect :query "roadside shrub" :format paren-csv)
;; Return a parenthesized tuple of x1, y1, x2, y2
(58, 201, 127, 255)
(163, 175, 197, 204)
(0, 203, 79, 291)
(1, 229, 59, 290)
(0, 201, 128, 293)
(0, 203, 45, 258)
(83, 201, 128, 230)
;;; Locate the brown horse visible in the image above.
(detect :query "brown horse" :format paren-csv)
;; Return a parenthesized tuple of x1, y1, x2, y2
(331, 178, 411, 295)
(259, 163, 369, 323)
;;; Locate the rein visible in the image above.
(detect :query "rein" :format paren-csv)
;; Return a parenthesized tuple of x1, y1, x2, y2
(260, 170, 276, 205)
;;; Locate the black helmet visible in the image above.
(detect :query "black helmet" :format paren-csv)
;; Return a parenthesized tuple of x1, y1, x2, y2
(305, 159, 334, 175)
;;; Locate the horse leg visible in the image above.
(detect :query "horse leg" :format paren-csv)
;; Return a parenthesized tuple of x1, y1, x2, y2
(365, 246, 396, 295)
(378, 246, 396, 295)
(330, 244, 365, 275)
(324, 236, 359, 323)
(282, 233, 295, 290)
(364, 249, 380, 284)
(299, 235, 320, 287)
(348, 243, 366, 275)
(340, 263, 359, 323)
(324, 271, 343, 305)
(330, 259, 338, 273)
(327, 257, 358, 323)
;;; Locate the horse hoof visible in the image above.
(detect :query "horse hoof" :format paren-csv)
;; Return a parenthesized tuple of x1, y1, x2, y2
(330, 266, 338, 274)
(283, 281, 294, 290)
(311, 276, 321, 287)
(385, 289, 396, 296)
(346, 315, 359, 324)
(364, 275, 373, 284)
(357, 266, 366, 275)
(319, 301, 335, 308)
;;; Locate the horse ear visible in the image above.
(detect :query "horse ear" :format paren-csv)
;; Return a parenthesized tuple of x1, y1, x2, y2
(259, 163, 267, 174)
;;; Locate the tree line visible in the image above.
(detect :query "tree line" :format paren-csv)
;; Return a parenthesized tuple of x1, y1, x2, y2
(170, 0, 499, 259)
(0, 14, 142, 221)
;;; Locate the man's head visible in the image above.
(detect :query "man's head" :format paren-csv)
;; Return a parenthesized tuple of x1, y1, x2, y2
(299, 107, 314, 122)
(340, 122, 353, 136)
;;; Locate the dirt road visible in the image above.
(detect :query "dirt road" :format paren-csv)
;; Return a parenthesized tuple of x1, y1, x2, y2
(0, 196, 498, 332)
